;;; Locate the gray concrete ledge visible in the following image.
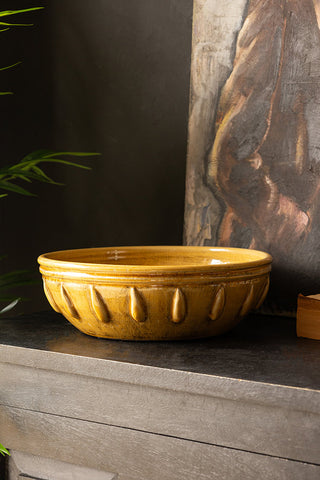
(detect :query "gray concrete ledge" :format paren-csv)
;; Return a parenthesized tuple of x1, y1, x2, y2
(0, 311, 319, 478)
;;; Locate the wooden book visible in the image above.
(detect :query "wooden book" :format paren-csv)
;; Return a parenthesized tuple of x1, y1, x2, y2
(297, 294, 320, 340)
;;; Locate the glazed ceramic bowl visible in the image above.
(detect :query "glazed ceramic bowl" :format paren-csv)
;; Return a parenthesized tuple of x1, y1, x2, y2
(38, 246, 272, 340)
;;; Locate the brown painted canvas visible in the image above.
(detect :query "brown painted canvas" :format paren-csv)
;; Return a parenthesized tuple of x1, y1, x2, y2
(184, 0, 320, 313)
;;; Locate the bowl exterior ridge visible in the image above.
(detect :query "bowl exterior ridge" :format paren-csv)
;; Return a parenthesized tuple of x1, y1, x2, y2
(38, 246, 272, 273)
(38, 246, 272, 341)
(39, 261, 271, 285)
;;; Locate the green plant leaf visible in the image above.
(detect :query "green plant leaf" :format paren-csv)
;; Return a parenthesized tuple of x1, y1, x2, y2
(0, 166, 56, 184)
(43, 151, 100, 158)
(0, 295, 21, 302)
(0, 180, 35, 196)
(0, 266, 38, 315)
(0, 8, 44, 18)
(0, 91, 13, 95)
(0, 61, 21, 71)
(0, 149, 99, 197)
(0, 298, 20, 314)
(0, 443, 10, 456)
(0, 21, 33, 27)
(20, 148, 55, 161)
(0, 269, 37, 289)
(0, 8, 44, 30)
(23, 158, 91, 169)
(31, 165, 60, 183)
(0, 268, 37, 315)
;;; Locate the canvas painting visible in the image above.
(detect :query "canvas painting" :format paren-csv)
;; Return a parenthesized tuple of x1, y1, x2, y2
(184, 0, 320, 313)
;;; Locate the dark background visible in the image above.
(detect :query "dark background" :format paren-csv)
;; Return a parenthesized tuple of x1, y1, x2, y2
(0, 0, 193, 313)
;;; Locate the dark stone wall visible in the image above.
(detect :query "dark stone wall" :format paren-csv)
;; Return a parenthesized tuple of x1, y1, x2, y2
(0, 0, 193, 313)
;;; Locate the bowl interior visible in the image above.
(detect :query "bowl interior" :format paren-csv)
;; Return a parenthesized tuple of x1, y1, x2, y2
(39, 246, 272, 270)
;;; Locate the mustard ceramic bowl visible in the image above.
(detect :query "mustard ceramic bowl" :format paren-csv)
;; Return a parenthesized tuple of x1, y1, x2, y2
(38, 246, 272, 340)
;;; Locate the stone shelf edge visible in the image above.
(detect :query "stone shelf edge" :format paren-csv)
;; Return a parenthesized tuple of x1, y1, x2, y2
(0, 311, 319, 479)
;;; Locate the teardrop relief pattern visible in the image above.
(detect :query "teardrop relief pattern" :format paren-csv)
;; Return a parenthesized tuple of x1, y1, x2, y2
(90, 286, 110, 323)
(171, 288, 187, 323)
(45, 276, 269, 331)
(130, 287, 147, 322)
(239, 283, 255, 317)
(209, 285, 226, 322)
(61, 285, 80, 320)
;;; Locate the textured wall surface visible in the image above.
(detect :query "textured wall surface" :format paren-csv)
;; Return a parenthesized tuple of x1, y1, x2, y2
(184, 0, 247, 247)
(184, 0, 320, 313)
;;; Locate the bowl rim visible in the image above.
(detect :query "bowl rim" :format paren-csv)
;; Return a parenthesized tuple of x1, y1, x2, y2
(38, 246, 272, 275)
